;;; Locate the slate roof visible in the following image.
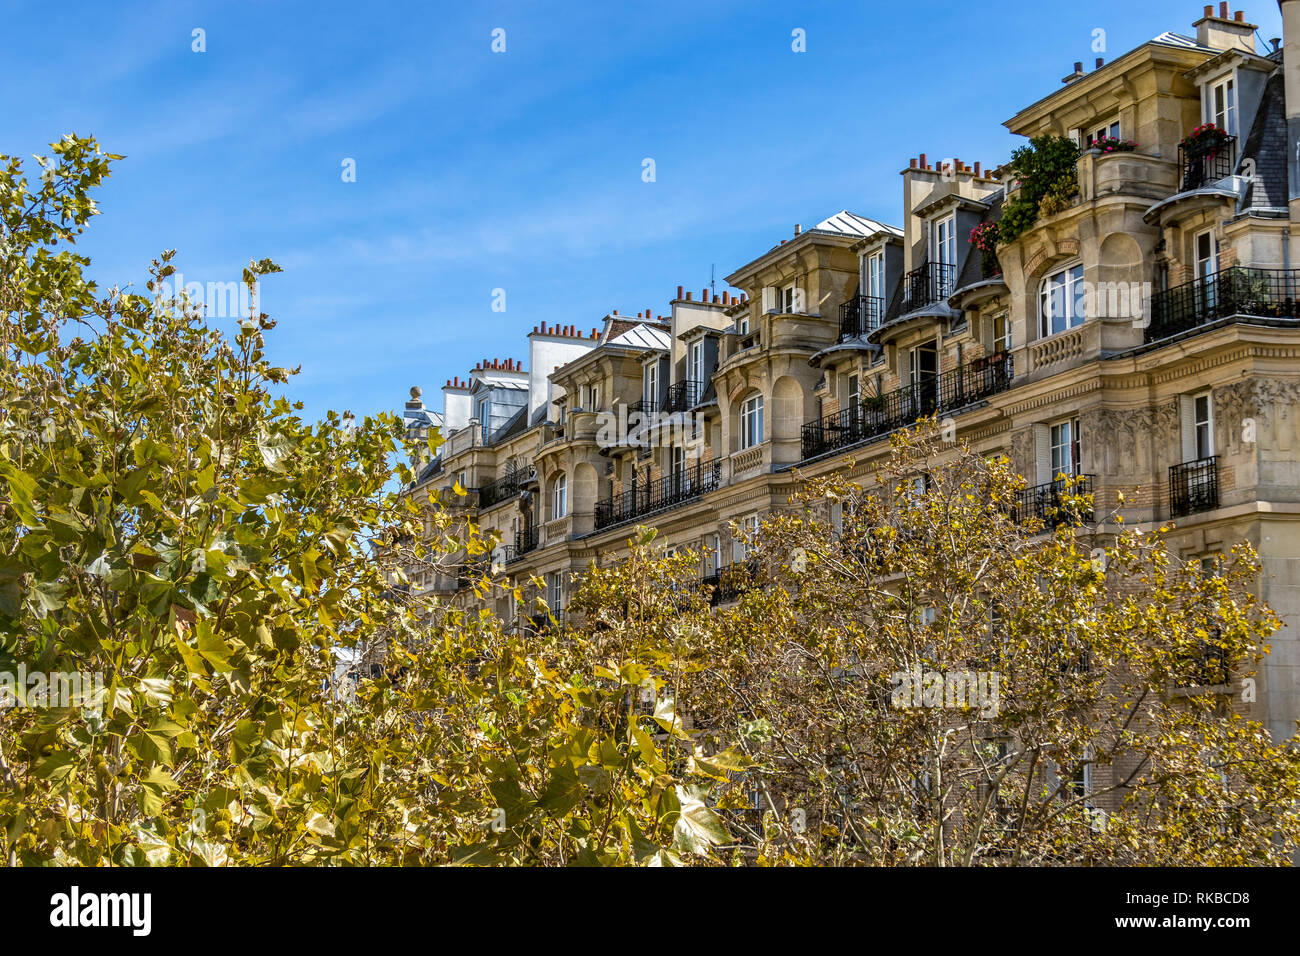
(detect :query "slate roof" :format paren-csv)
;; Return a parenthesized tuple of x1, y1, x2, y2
(953, 188, 1006, 293)
(1238, 70, 1288, 211)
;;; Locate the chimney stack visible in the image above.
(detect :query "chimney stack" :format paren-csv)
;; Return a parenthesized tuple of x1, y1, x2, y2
(1194, 4, 1256, 51)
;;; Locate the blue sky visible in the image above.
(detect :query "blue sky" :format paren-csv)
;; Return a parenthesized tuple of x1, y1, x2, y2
(4, 0, 1284, 423)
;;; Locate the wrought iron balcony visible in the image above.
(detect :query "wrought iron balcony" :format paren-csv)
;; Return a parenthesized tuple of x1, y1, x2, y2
(664, 379, 705, 412)
(1146, 266, 1300, 342)
(1178, 134, 1236, 192)
(839, 295, 886, 338)
(800, 352, 1012, 460)
(697, 558, 760, 606)
(893, 261, 956, 317)
(594, 459, 721, 530)
(629, 396, 658, 414)
(1169, 456, 1219, 518)
(503, 525, 540, 564)
(477, 465, 537, 509)
(1009, 475, 1096, 529)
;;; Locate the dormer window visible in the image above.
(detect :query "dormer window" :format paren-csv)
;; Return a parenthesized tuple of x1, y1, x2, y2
(866, 250, 885, 300)
(1205, 76, 1237, 137)
(929, 215, 957, 298)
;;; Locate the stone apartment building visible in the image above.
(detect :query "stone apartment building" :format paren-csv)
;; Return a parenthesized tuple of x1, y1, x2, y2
(399, 3, 1300, 745)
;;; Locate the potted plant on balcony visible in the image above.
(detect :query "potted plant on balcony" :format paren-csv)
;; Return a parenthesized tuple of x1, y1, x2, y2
(1180, 123, 1232, 157)
(969, 221, 1001, 278)
(996, 134, 1080, 244)
(1089, 136, 1138, 155)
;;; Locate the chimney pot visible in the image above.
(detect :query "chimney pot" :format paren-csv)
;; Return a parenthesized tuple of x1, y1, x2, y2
(612, 309, 618, 315)
(685, 291, 692, 300)
(677, 285, 684, 299)
(1234, 10, 1244, 21)
(591, 327, 597, 338)
(702, 287, 708, 300)
(1219, 1, 1227, 17)
(1095, 57, 1104, 68)
(974, 161, 982, 177)
(794, 223, 801, 235)
(919, 152, 927, 169)
(1204, 4, 1213, 14)
(722, 291, 729, 304)
(1074, 61, 1083, 73)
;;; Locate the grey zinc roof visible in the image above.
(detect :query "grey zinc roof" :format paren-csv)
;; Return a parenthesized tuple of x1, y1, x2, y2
(608, 323, 672, 350)
(810, 211, 904, 239)
(1238, 70, 1288, 211)
(1150, 31, 1213, 52)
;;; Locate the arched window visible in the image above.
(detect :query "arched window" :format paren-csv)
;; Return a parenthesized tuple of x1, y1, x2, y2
(739, 393, 765, 449)
(552, 473, 568, 519)
(1038, 262, 1086, 338)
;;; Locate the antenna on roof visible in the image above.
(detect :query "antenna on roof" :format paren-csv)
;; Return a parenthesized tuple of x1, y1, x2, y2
(710, 264, 715, 298)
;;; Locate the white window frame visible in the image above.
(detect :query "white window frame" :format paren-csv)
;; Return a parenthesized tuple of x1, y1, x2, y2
(1083, 117, 1120, 147)
(643, 362, 658, 407)
(930, 215, 956, 268)
(552, 473, 568, 519)
(1049, 418, 1082, 481)
(1205, 74, 1238, 136)
(688, 340, 704, 384)
(867, 251, 885, 299)
(1195, 229, 1219, 280)
(992, 312, 1011, 353)
(739, 393, 765, 449)
(1038, 262, 1086, 338)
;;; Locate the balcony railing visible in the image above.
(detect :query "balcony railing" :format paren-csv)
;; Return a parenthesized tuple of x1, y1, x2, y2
(1169, 456, 1219, 518)
(477, 465, 537, 509)
(893, 261, 956, 317)
(1009, 475, 1096, 529)
(1146, 266, 1300, 342)
(502, 525, 540, 564)
(630, 396, 658, 414)
(697, 559, 761, 607)
(839, 295, 886, 338)
(594, 459, 721, 530)
(1178, 134, 1236, 192)
(800, 352, 1013, 460)
(664, 379, 705, 412)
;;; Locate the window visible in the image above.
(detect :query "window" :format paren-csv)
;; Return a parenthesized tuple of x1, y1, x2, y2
(552, 473, 567, 519)
(992, 312, 1011, 353)
(740, 393, 765, 449)
(643, 362, 658, 408)
(1182, 392, 1215, 460)
(1038, 263, 1086, 338)
(477, 398, 491, 424)
(931, 215, 956, 268)
(844, 371, 860, 421)
(688, 340, 704, 384)
(1194, 393, 1213, 459)
(1050, 418, 1082, 480)
(829, 500, 844, 538)
(1084, 117, 1120, 147)
(733, 514, 761, 562)
(1196, 230, 1219, 280)
(1207, 76, 1237, 136)
(705, 533, 722, 575)
(781, 283, 797, 313)
(866, 251, 885, 299)
(547, 572, 564, 612)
